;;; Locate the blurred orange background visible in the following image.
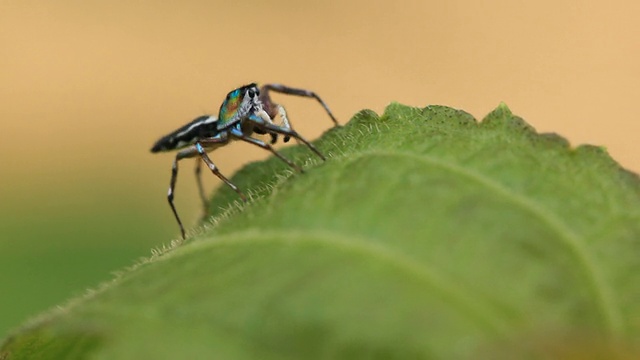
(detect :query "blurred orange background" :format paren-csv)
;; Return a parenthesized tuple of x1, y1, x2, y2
(1, 0, 639, 337)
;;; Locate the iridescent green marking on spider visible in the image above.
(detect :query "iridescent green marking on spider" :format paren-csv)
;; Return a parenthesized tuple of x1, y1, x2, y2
(218, 88, 243, 126)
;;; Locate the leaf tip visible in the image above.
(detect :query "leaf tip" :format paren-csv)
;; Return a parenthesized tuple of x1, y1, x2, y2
(348, 108, 380, 127)
(495, 101, 512, 115)
(481, 103, 535, 136)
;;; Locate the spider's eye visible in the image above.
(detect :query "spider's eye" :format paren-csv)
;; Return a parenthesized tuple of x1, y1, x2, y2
(247, 89, 256, 98)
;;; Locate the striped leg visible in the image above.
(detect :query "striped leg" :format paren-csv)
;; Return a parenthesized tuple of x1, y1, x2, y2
(168, 146, 201, 239)
(194, 141, 247, 203)
(167, 135, 238, 239)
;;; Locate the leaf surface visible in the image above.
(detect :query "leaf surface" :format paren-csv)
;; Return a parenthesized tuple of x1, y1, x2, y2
(3, 103, 640, 359)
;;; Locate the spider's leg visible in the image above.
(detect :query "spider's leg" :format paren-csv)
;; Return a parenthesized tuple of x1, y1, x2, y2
(274, 104, 292, 143)
(252, 104, 291, 143)
(196, 136, 248, 203)
(260, 83, 339, 127)
(251, 110, 279, 144)
(168, 146, 201, 239)
(166, 134, 237, 240)
(229, 127, 303, 173)
(194, 159, 209, 214)
(248, 111, 326, 161)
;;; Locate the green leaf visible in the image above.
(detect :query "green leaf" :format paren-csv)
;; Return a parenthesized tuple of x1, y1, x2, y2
(3, 103, 640, 359)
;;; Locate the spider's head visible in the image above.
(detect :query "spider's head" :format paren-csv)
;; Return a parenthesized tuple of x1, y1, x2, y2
(218, 83, 262, 126)
(243, 83, 260, 103)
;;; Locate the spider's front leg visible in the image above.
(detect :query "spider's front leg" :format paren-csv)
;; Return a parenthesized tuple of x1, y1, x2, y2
(257, 83, 339, 144)
(251, 103, 293, 144)
(229, 127, 303, 173)
(248, 110, 326, 161)
(259, 84, 339, 127)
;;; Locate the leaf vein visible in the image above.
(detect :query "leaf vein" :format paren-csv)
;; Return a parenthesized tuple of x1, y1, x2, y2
(175, 229, 513, 336)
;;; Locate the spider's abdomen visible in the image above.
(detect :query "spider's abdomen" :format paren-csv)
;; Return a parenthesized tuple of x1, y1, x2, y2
(151, 115, 218, 152)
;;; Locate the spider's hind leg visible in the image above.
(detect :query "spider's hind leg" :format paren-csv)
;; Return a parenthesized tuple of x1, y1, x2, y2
(166, 134, 242, 239)
(167, 146, 201, 239)
(194, 159, 209, 214)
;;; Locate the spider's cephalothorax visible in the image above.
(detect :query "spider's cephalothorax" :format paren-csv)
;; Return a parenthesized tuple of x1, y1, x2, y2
(216, 83, 262, 130)
(151, 83, 339, 239)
